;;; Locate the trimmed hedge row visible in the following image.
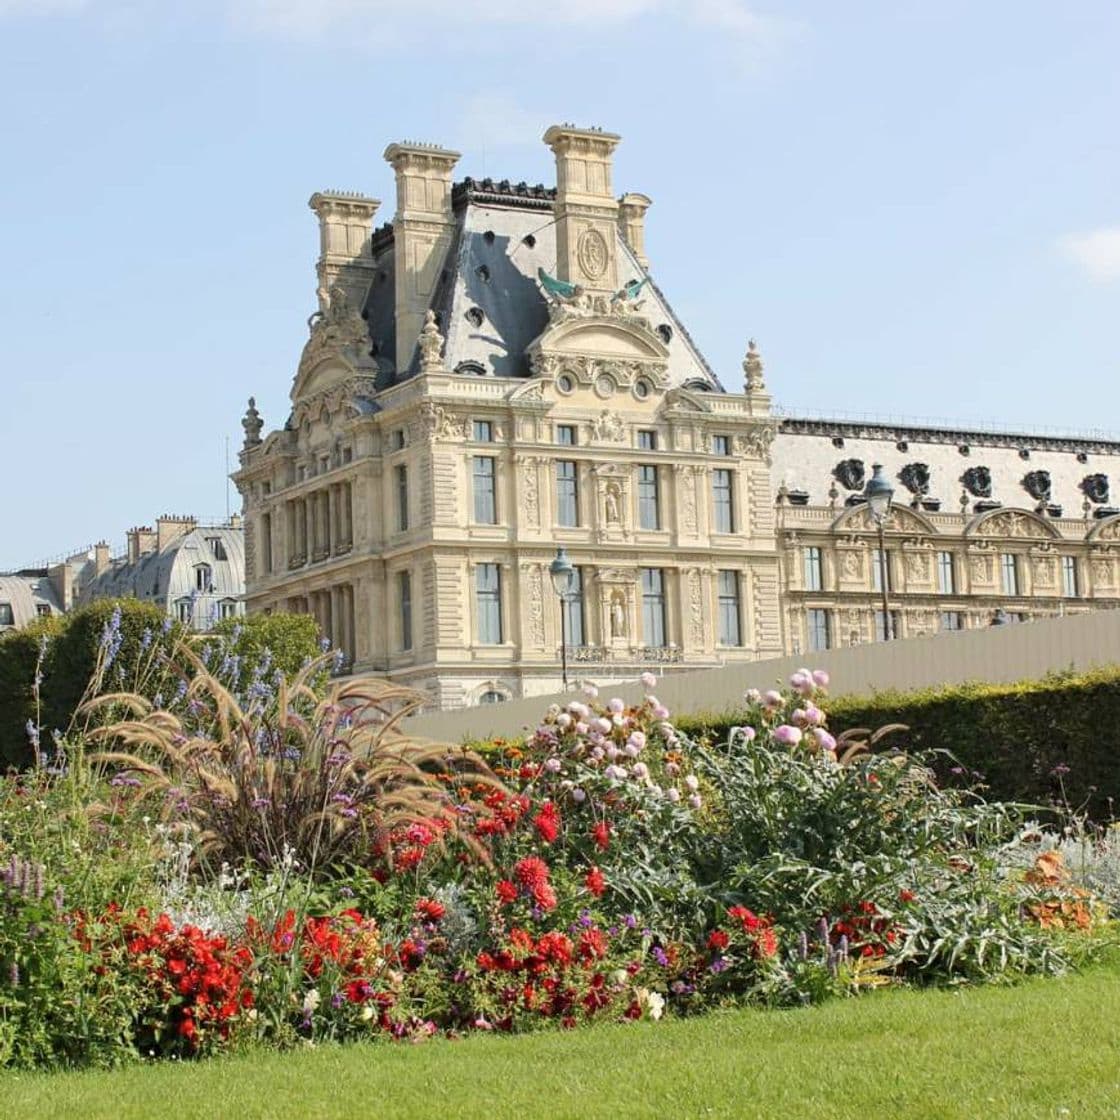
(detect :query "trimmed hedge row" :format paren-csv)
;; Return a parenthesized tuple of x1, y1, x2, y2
(675, 668, 1120, 821)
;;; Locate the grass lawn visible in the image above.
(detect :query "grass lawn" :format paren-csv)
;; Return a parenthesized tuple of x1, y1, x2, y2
(4, 959, 1120, 1120)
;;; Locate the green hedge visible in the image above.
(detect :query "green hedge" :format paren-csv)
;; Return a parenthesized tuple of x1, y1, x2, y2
(675, 668, 1120, 821)
(0, 603, 323, 770)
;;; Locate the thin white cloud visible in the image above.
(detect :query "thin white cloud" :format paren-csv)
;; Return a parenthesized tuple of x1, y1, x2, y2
(1060, 227, 1120, 283)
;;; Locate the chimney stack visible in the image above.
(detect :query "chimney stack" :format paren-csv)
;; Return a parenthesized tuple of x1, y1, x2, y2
(156, 514, 196, 553)
(382, 141, 461, 374)
(127, 526, 156, 564)
(543, 124, 622, 292)
(94, 541, 111, 577)
(617, 192, 652, 271)
(308, 191, 381, 313)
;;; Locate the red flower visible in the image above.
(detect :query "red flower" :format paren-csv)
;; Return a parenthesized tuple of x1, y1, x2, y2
(496, 880, 518, 905)
(707, 929, 730, 951)
(533, 801, 562, 844)
(515, 856, 550, 892)
(591, 820, 611, 851)
(578, 928, 608, 963)
(899, 889, 917, 903)
(414, 898, 445, 923)
(585, 866, 606, 897)
(728, 905, 761, 932)
(754, 927, 778, 959)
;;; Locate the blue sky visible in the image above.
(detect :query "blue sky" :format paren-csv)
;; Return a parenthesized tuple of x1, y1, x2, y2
(1, 0, 1117, 569)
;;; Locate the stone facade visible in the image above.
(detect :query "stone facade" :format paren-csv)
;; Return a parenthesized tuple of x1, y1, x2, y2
(233, 125, 783, 705)
(771, 419, 1120, 653)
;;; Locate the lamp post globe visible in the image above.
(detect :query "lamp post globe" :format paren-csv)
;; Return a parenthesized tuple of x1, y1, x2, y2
(865, 463, 895, 523)
(549, 548, 574, 690)
(549, 548, 574, 598)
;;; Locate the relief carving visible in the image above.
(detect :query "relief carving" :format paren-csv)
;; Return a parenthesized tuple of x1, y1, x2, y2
(1032, 556, 1056, 585)
(688, 568, 704, 647)
(528, 564, 545, 646)
(899, 462, 931, 498)
(591, 410, 627, 442)
(841, 550, 864, 579)
(961, 466, 992, 498)
(1082, 474, 1110, 504)
(833, 459, 865, 492)
(1023, 470, 1052, 503)
(904, 551, 929, 582)
(523, 458, 540, 528)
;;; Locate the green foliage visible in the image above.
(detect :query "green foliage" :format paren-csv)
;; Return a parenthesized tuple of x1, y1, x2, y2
(677, 667, 1120, 821)
(0, 617, 60, 768)
(204, 613, 322, 680)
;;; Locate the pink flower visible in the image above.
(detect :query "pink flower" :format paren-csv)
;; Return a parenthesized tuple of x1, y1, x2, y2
(744, 688, 762, 703)
(812, 728, 837, 752)
(627, 731, 647, 751)
(608, 698, 625, 714)
(763, 690, 783, 708)
(773, 724, 803, 746)
(812, 670, 830, 688)
(688, 794, 703, 810)
(640, 672, 657, 689)
(593, 717, 613, 734)
(666, 787, 681, 803)
(544, 757, 562, 773)
(651, 704, 670, 720)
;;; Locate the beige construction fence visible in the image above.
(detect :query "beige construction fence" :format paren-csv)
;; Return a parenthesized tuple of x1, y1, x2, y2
(403, 610, 1120, 743)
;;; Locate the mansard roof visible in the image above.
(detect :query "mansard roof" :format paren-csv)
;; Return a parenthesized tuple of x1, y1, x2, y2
(357, 179, 721, 391)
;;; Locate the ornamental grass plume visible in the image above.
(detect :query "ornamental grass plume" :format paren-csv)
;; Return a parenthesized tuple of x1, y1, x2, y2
(83, 646, 501, 875)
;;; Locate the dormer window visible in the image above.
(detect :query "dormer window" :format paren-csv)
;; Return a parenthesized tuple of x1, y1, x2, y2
(175, 598, 193, 624)
(206, 537, 228, 561)
(0, 602, 14, 626)
(219, 598, 239, 619)
(195, 563, 212, 592)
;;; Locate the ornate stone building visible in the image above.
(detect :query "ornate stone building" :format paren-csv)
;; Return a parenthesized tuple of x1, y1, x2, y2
(771, 419, 1120, 653)
(233, 125, 783, 706)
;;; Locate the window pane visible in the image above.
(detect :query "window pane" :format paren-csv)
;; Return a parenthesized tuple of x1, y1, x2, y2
(638, 465, 660, 530)
(1000, 553, 1018, 595)
(872, 549, 891, 592)
(940, 610, 963, 631)
(712, 468, 734, 533)
(937, 551, 955, 594)
(637, 430, 657, 451)
(472, 420, 493, 442)
(712, 434, 731, 456)
(476, 563, 502, 644)
(396, 464, 409, 531)
(641, 568, 666, 646)
(807, 608, 830, 651)
(563, 567, 585, 646)
(556, 461, 579, 527)
(1062, 556, 1078, 598)
(874, 609, 900, 641)
(400, 571, 412, 651)
(803, 547, 822, 591)
(556, 424, 576, 446)
(473, 457, 497, 524)
(717, 570, 742, 646)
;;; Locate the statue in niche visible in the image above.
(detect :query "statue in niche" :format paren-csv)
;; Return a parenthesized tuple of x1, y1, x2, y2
(899, 462, 930, 498)
(832, 459, 865, 492)
(604, 484, 622, 524)
(961, 466, 992, 498)
(609, 591, 627, 639)
(1023, 470, 1052, 503)
(1082, 473, 1110, 505)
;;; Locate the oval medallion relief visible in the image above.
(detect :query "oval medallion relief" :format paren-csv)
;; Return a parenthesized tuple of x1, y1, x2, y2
(577, 228, 609, 281)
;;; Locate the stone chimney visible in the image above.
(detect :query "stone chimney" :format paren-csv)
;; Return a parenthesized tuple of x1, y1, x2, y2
(156, 514, 196, 553)
(308, 191, 381, 313)
(382, 141, 461, 373)
(543, 124, 622, 292)
(127, 526, 156, 564)
(617, 192, 652, 271)
(94, 541, 111, 577)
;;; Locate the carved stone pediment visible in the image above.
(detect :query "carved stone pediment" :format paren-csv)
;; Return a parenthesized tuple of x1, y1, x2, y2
(291, 375, 379, 427)
(968, 508, 1057, 540)
(833, 504, 936, 535)
(1087, 514, 1120, 542)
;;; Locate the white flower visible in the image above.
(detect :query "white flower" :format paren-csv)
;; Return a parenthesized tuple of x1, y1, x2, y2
(627, 731, 647, 751)
(544, 757, 562, 773)
(688, 794, 703, 810)
(556, 712, 572, 730)
(593, 717, 612, 734)
(302, 989, 321, 1015)
(583, 683, 599, 699)
(638, 988, 665, 1021)
(572, 787, 587, 803)
(684, 774, 700, 792)
(604, 764, 628, 781)
(744, 688, 762, 703)
(640, 671, 657, 689)
(611, 969, 629, 986)
(623, 743, 640, 758)
(361, 1005, 375, 1022)
(608, 697, 625, 714)
(631, 762, 650, 782)
(568, 701, 590, 719)
(666, 787, 681, 803)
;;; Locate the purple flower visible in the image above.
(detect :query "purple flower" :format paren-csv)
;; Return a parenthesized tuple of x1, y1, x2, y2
(652, 946, 669, 966)
(709, 956, 728, 974)
(773, 724, 803, 746)
(624, 914, 638, 929)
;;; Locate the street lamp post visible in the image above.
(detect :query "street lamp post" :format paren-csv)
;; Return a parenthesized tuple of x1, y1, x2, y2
(549, 547, 575, 690)
(864, 463, 895, 641)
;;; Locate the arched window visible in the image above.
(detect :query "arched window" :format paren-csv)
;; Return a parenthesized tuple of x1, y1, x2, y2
(479, 690, 506, 705)
(195, 563, 212, 592)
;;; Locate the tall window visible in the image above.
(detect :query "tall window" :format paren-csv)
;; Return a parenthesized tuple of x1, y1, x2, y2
(555, 424, 576, 446)
(638, 465, 660, 530)
(637, 430, 657, 451)
(872, 548, 891, 593)
(472, 420, 493, 442)
(803, 547, 823, 591)
(219, 599, 238, 620)
(712, 468, 734, 533)
(1062, 556, 1079, 598)
(206, 536, 228, 561)
(712, 434, 731, 456)
(641, 568, 667, 647)
(807, 608, 830, 652)
(1000, 553, 1019, 596)
(195, 564, 212, 592)
(476, 563, 502, 644)
(400, 571, 412, 651)
(260, 513, 272, 574)
(395, 464, 409, 531)
(717, 570, 742, 646)
(0, 603, 13, 626)
(556, 461, 579, 527)
(473, 456, 497, 524)
(937, 551, 955, 594)
(874, 609, 901, 641)
(563, 566, 585, 647)
(175, 599, 193, 625)
(940, 611, 964, 631)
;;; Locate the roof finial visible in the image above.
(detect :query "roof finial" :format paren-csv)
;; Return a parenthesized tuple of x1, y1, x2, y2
(242, 397, 263, 449)
(418, 310, 445, 373)
(743, 338, 765, 392)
